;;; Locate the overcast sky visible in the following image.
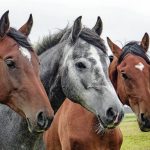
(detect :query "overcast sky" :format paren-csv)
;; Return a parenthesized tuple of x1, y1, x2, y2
(1, 0, 150, 53)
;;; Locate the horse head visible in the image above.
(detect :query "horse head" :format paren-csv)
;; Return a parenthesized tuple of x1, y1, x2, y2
(0, 11, 54, 133)
(59, 16, 124, 130)
(108, 33, 150, 131)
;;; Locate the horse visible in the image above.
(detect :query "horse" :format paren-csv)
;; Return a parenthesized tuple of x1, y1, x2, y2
(0, 11, 54, 149)
(37, 16, 124, 121)
(44, 99, 123, 150)
(41, 16, 124, 150)
(107, 34, 150, 132)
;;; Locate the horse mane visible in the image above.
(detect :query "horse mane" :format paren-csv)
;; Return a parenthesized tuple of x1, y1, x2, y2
(35, 27, 69, 55)
(36, 26, 107, 56)
(7, 27, 33, 51)
(60, 27, 107, 54)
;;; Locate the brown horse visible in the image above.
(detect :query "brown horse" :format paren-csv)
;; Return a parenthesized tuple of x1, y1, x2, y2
(43, 17, 124, 150)
(44, 99, 123, 150)
(0, 11, 54, 133)
(107, 33, 150, 132)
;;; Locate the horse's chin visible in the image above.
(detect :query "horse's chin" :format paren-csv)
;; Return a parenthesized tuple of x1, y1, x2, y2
(139, 125, 150, 132)
(26, 118, 45, 133)
(97, 115, 119, 129)
(137, 117, 150, 132)
(139, 123, 150, 132)
(95, 115, 110, 135)
(106, 125, 116, 129)
(140, 127, 150, 132)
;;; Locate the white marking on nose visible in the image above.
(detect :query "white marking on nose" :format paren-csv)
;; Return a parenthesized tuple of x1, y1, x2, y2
(19, 47, 31, 62)
(135, 62, 144, 71)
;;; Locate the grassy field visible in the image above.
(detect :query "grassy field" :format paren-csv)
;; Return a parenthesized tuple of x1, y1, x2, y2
(120, 113, 150, 150)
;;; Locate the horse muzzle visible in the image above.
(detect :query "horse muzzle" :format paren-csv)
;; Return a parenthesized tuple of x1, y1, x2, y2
(106, 108, 124, 128)
(26, 111, 54, 133)
(138, 113, 150, 132)
(99, 107, 124, 129)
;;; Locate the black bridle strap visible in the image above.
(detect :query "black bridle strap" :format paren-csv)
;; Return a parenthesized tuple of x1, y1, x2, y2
(118, 43, 150, 65)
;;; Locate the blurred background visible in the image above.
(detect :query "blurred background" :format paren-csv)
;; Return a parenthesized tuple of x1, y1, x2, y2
(1, 0, 150, 54)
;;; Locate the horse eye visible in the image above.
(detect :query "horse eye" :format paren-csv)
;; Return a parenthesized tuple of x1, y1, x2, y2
(5, 59, 16, 69)
(75, 62, 87, 69)
(121, 72, 128, 80)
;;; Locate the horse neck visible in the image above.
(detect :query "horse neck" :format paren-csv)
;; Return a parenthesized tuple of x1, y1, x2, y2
(109, 57, 129, 105)
(39, 43, 66, 113)
(0, 105, 44, 149)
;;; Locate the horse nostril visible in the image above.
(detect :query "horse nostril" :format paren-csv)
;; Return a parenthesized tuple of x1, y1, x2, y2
(106, 107, 116, 123)
(37, 111, 54, 130)
(140, 113, 146, 123)
(37, 112, 46, 129)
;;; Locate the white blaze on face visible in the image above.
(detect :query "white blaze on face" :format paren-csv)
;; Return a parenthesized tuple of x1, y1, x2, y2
(19, 47, 31, 62)
(89, 45, 103, 69)
(135, 62, 144, 71)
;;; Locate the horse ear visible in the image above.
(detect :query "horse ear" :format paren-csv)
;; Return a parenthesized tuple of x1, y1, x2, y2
(107, 37, 122, 58)
(19, 14, 33, 37)
(92, 16, 103, 36)
(140, 33, 149, 52)
(71, 16, 82, 42)
(0, 11, 10, 39)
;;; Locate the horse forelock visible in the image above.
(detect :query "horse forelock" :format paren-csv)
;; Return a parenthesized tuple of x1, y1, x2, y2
(79, 28, 107, 54)
(7, 27, 33, 51)
(5, 28, 40, 63)
(118, 41, 150, 65)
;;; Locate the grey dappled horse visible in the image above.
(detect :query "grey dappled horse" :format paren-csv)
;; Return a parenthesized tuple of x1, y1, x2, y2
(38, 16, 124, 128)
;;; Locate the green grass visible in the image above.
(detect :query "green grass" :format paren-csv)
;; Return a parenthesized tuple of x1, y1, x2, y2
(120, 113, 150, 150)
